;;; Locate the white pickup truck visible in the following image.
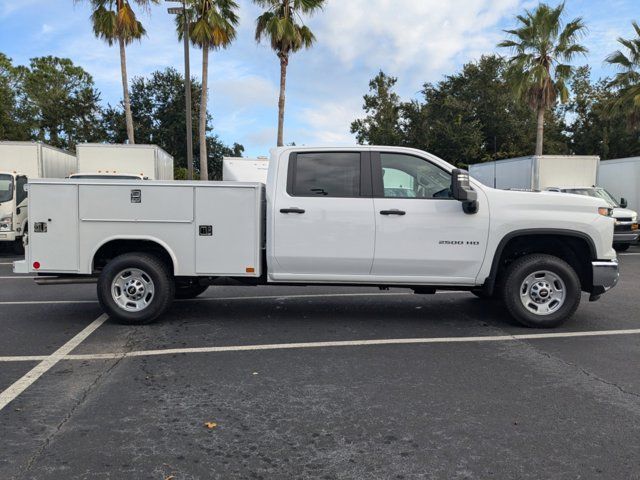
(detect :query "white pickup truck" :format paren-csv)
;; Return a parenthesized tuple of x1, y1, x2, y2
(14, 147, 619, 328)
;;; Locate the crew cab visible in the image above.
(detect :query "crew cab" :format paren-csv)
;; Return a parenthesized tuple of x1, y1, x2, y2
(14, 147, 619, 328)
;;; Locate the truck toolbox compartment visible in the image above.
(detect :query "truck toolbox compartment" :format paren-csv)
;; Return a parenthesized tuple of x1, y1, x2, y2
(29, 183, 80, 272)
(195, 185, 263, 276)
(79, 185, 194, 223)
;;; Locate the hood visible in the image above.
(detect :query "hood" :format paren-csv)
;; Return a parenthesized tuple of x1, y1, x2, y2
(482, 187, 608, 210)
(612, 207, 638, 221)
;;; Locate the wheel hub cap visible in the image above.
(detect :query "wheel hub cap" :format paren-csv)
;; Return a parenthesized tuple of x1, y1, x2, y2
(111, 268, 155, 312)
(520, 271, 566, 316)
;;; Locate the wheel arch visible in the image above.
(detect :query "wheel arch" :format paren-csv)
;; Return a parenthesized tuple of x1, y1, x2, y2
(485, 229, 597, 295)
(90, 236, 178, 274)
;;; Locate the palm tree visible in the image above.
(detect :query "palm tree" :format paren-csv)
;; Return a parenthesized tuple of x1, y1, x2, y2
(177, 0, 239, 180)
(85, 0, 159, 144)
(254, 0, 325, 146)
(498, 2, 587, 155)
(605, 21, 640, 131)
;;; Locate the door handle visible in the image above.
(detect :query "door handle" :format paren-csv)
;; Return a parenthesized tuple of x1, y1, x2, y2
(380, 209, 406, 216)
(280, 208, 306, 214)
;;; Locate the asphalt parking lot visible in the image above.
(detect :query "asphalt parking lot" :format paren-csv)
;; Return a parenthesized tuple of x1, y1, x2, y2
(0, 245, 639, 479)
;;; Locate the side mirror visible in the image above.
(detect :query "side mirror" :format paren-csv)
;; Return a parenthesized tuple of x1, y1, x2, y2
(451, 169, 478, 214)
(620, 198, 628, 209)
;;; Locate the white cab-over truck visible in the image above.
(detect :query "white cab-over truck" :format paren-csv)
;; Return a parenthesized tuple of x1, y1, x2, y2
(15, 147, 619, 328)
(0, 141, 76, 251)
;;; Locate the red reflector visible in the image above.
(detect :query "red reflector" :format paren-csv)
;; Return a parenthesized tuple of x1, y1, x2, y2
(33, 262, 40, 270)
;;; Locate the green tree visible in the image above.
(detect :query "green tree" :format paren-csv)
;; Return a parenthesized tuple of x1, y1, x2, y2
(350, 71, 403, 145)
(605, 21, 640, 131)
(104, 67, 244, 179)
(177, 0, 239, 180)
(254, 0, 325, 146)
(351, 57, 570, 165)
(499, 2, 587, 155)
(20, 56, 104, 149)
(0, 54, 30, 141)
(567, 66, 640, 158)
(84, 0, 159, 144)
(416, 82, 485, 164)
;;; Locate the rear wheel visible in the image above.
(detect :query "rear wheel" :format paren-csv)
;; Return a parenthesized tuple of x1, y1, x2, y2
(97, 252, 174, 325)
(502, 254, 581, 328)
(614, 243, 630, 252)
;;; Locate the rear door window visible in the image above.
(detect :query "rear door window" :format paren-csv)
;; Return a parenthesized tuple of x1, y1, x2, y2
(289, 152, 362, 198)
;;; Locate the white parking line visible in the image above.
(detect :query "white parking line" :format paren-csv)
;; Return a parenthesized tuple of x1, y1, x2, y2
(0, 262, 14, 265)
(0, 292, 420, 306)
(0, 276, 36, 280)
(1, 327, 640, 364)
(619, 253, 640, 256)
(0, 299, 98, 305)
(0, 314, 108, 412)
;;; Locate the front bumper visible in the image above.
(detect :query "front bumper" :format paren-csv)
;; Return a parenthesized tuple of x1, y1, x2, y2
(590, 259, 619, 300)
(613, 232, 639, 244)
(13, 260, 28, 274)
(0, 230, 17, 242)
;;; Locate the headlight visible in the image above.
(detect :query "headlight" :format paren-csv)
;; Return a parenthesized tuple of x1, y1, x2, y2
(0, 214, 12, 231)
(598, 207, 613, 217)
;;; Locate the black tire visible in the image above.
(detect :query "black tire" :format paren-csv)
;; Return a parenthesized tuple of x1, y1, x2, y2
(614, 243, 630, 252)
(97, 252, 174, 325)
(502, 254, 581, 328)
(12, 238, 24, 255)
(175, 280, 209, 299)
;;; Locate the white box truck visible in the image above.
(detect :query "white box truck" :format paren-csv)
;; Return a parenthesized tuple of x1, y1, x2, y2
(223, 157, 269, 183)
(469, 155, 638, 250)
(469, 155, 599, 190)
(0, 141, 76, 251)
(15, 147, 619, 329)
(598, 157, 640, 214)
(74, 144, 174, 180)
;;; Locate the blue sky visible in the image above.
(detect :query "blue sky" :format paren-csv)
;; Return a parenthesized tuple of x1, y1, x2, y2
(0, 0, 638, 157)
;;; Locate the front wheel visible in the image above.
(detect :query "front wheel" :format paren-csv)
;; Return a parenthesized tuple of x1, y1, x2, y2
(12, 238, 24, 255)
(502, 254, 581, 328)
(97, 252, 174, 325)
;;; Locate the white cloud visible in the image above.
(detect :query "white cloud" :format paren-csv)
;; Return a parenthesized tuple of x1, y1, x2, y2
(295, 99, 362, 146)
(313, 0, 522, 80)
(211, 67, 278, 109)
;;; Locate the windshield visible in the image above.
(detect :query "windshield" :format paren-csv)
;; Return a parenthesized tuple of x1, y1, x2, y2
(0, 174, 14, 203)
(562, 188, 618, 208)
(594, 188, 620, 208)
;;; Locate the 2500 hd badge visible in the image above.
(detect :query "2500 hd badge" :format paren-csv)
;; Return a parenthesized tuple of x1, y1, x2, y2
(439, 240, 481, 246)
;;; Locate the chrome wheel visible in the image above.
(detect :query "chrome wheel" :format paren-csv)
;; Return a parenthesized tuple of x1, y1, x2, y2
(519, 270, 566, 316)
(111, 268, 155, 312)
